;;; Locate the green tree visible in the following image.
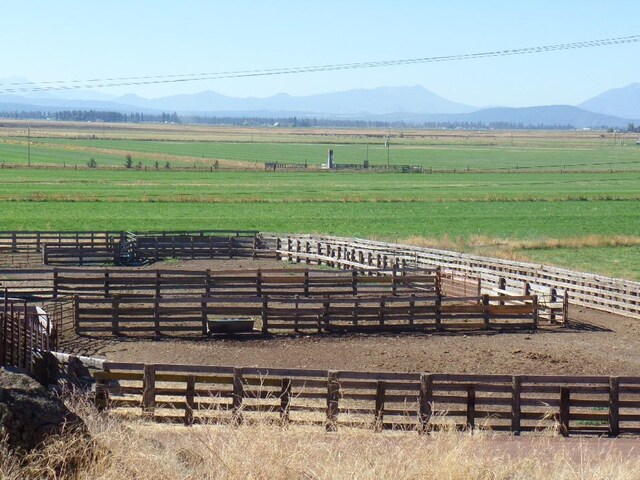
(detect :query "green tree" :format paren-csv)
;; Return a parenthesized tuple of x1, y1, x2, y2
(87, 158, 97, 168)
(124, 154, 133, 168)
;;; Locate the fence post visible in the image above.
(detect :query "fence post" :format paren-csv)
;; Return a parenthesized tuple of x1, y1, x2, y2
(466, 385, 476, 430)
(142, 364, 157, 417)
(73, 295, 80, 334)
(435, 294, 442, 331)
(261, 298, 269, 334)
(280, 377, 292, 424)
(409, 294, 415, 326)
(379, 297, 385, 326)
(256, 269, 262, 297)
(275, 238, 282, 261)
(304, 269, 310, 297)
(95, 378, 109, 411)
(562, 291, 569, 325)
(154, 297, 161, 337)
(609, 377, 620, 437)
(482, 294, 490, 329)
(375, 380, 386, 431)
(185, 375, 195, 426)
(550, 288, 558, 322)
(559, 386, 570, 437)
(352, 270, 358, 296)
(104, 271, 110, 298)
(511, 376, 522, 435)
(419, 373, 433, 434)
(232, 367, 244, 424)
(52, 269, 59, 299)
(326, 371, 339, 432)
(323, 296, 331, 331)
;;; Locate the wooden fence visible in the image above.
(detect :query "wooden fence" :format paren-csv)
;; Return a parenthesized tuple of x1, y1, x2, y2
(73, 293, 538, 335)
(0, 296, 55, 372)
(270, 234, 638, 319)
(0, 267, 438, 300)
(82, 361, 640, 436)
(0, 230, 269, 266)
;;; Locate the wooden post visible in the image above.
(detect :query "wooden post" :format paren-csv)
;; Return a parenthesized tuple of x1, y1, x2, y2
(435, 294, 442, 330)
(155, 270, 162, 299)
(73, 295, 80, 334)
(498, 278, 506, 305)
(142, 365, 157, 416)
(261, 298, 269, 334)
(550, 288, 557, 322)
(409, 294, 415, 326)
(185, 375, 196, 426)
(228, 236, 233, 259)
(326, 371, 339, 432)
(232, 368, 244, 424)
(375, 380, 386, 431)
(305, 241, 311, 264)
(609, 377, 620, 437)
(559, 386, 570, 437)
(153, 297, 161, 337)
(379, 298, 385, 326)
(294, 296, 300, 332)
(280, 377, 292, 424)
(352, 270, 358, 296)
(52, 269, 59, 299)
(104, 271, 110, 298)
(323, 296, 331, 331)
(95, 379, 109, 411)
(419, 373, 433, 434)
(256, 269, 262, 297)
(532, 294, 539, 330)
(482, 294, 490, 329)
(392, 266, 397, 296)
(466, 385, 476, 430)
(511, 376, 522, 435)
(303, 269, 310, 297)
(562, 291, 569, 325)
(524, 282, 531, 296)
(275, 238, 282, 261)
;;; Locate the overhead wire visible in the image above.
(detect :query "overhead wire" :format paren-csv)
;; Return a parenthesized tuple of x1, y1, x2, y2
(0, 34, 638, 94)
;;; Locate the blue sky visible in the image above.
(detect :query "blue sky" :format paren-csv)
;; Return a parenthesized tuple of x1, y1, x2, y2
(1, 0, 639, 106)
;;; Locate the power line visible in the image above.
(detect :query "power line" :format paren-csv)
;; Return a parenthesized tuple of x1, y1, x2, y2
(1, 34, 638, 94)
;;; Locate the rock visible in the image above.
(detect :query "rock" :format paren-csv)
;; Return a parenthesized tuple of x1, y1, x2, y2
(0, 368, 88, 452)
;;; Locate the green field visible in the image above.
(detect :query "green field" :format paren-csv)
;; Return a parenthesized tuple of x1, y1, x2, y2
(0, 122, 638, 280)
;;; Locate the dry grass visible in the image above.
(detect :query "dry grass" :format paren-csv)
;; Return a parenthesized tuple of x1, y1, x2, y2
(401, 234, 640, 262)
(2, 397, 640, 480)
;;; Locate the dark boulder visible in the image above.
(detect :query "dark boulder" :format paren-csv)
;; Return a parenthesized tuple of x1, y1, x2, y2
(0, 368, 88, 452)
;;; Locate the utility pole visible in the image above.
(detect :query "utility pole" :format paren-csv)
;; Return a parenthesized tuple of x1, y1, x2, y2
(27, 126, 31, 167)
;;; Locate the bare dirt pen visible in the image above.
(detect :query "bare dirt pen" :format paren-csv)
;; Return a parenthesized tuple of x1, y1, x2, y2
(61, 258, 640, 377)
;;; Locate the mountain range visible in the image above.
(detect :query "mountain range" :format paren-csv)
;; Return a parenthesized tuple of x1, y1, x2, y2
(0, 79, 638, 128)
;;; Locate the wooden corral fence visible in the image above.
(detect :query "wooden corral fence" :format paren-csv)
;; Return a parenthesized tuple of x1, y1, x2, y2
(0, 295, 56, 372)
(0, 267, 438, 300)
(73, 294, 538, 335)
(440, 269, 568, 324)
(269, 234, 638, 319)
(68, 360, 638, 437)
(0, 230, 271, 266)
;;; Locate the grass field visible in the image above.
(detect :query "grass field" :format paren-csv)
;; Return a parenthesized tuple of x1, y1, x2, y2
(0, 121, 639, 279)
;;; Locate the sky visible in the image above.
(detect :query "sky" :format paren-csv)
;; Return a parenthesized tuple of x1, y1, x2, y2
(1, 0, 639, 107)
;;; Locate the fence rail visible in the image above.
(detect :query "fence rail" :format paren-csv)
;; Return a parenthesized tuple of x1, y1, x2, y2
(0, 267, 438, 300)
(269, 234, 638, 319)
(74, 293, 538, 335)
(79, 360, 640, 436)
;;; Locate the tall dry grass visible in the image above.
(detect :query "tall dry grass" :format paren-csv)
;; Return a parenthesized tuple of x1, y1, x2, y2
(2, 396, 640, 480)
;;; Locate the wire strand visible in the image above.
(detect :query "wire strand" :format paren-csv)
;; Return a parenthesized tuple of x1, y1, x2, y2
(1, 34, 638, 94)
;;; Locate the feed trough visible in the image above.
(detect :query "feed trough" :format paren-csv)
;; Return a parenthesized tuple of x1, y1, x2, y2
(208, 317, 255, 335)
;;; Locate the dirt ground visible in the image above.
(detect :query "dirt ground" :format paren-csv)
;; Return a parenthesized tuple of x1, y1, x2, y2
(62, 257, 640, 376)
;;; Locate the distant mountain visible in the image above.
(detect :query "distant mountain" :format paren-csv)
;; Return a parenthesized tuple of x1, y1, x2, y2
(352, 105, 632, 129)
(579, 83, 640, 120)
(116, 85, 477, 115)
(0, 79, 637, 128)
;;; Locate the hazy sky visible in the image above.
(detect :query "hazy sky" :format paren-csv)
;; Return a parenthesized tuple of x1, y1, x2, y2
(1, 0, 639, 106)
